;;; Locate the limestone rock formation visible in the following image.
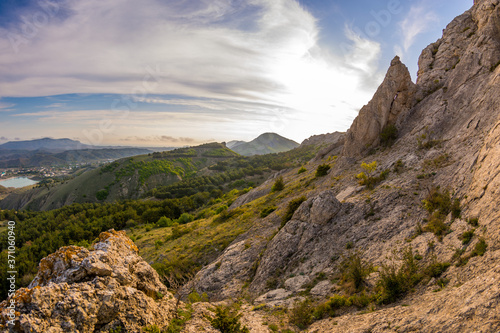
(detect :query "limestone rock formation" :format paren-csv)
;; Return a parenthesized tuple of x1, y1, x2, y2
(188, 1, 500, 331)
(343, 56, 416, 157)
(0, 230, 175, 332)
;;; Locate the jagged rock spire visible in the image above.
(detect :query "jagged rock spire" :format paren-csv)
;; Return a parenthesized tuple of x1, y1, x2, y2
(342, 56, 416, 157)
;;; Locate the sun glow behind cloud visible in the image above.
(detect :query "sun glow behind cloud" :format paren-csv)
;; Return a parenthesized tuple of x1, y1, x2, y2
(0, 0, 386, 145)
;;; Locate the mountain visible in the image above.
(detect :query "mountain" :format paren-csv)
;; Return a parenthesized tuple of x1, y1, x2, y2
(0, 138, 93, 151)
(2, 1, 500, 332)
(226, 140, 247, 149)
(230, 132, 299, 156)
(0, 147, 152, 168)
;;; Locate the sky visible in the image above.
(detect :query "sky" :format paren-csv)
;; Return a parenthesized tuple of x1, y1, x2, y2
(0, 0, 473, 147)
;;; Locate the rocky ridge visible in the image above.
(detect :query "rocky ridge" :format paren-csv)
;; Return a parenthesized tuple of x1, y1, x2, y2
(188, 0, 500, 330)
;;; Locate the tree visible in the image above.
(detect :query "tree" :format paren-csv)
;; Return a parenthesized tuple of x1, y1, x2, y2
(271, 176, 285, 192)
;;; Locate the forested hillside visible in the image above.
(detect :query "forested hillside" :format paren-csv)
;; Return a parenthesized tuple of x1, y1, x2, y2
(0, 142, 322, 299)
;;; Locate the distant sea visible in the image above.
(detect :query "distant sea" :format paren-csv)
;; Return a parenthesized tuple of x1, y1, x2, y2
(0, 177, 39, 188)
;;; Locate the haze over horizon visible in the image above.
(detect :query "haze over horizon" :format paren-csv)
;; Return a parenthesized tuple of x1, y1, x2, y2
(0, 0, 472, 147)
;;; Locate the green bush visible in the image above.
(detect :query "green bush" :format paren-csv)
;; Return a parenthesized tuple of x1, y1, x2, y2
(356, 161, 388, 189)
(298, 166, 307, 174)
(216, 205, 228, 214)
(271, 176, 285, 192)
(157, 216, 173, 228)
(315, 164, 331, 177)
(187, 291, 208, 303)
(377, 247, 421, 304)
(289, 299, 314, 330)
(281, 196, 307, 228)
(467, 217, 479, 227)
(423, 261, 450, 278)
(459, 230, 475, 245)
(471, 238, 487, 257)
(154, 240, 163, 250)
(165, 305, 193, 333)
(339, 252, 372, 292)
(96, 189, 109, 201)
(260, 206, 276, 218)
(424, 212, 449, 241)
(178, 213, 194, 224)
(380, 124, 398, 147)
(451, 198, 461, 219)
(209, 305, 249, 333)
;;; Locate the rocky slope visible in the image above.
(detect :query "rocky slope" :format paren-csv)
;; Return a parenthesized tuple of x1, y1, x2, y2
(189, 0, 500, 330)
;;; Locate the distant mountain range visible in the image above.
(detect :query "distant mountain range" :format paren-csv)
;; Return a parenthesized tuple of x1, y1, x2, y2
(228, 133, 299, 156)
(0, 138, 93, 151)
(0, 138, 153, 167)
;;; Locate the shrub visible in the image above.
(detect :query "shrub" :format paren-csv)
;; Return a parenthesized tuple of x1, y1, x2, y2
(260, 206, 276, 218)
(459, 230, 475, 245)
(377, 247, 421, 304)
(187, 291, 208, 303)
(356, 161, 388, 189)
(422, 188, 452, 215)
(315, 164, 331, 177)
(157, 216, 173, 228)
(339, 252, 372, 292)
(281, 196, 307, 228)
(393, 159, 404, 173)
(209, 305, 250, 333)
(216, 205, 228, 214)
(451, 199, 461, 219)
(423, 261, 450, 278)
(471, 238, 487, 257)
(271, 176, 285, 192)
(165, 305, 193, 333)
(154, 240, 163, 250)
(178, 213, 194, 224)
(168, 223, 190, 240)
(96, 189, 109, 201)
(380, 124, 398, 147)
(424, 212, 449, 241)
(289, 299, 314, 330)
(298, 166, 307, 174)
(467, 217, 479, 227)
(143, 325, 161, 333)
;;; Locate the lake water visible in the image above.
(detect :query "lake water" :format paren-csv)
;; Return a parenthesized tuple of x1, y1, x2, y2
(0, 177, 39, 188)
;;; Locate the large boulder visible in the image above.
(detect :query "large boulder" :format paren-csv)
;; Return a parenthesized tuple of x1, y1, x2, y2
(0, 230, 175, 332)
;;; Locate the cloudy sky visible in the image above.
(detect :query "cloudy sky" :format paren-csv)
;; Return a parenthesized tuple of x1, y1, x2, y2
(0, 0, 472, 146)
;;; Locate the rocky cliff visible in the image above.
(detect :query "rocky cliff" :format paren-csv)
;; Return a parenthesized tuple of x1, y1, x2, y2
(189, 0, 500, 330)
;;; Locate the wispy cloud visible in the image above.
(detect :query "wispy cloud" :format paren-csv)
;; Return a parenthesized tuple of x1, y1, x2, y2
(121, 136, 196, 144)
(0, 0, 386, 143)
(399, 5, 439, 52)
(0, 101, 15, 111)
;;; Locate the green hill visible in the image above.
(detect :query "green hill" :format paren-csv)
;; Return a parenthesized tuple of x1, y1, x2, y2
(231, 133, 299, 156)
(0, 143, 238, 211)
(0, 141, 323, 298)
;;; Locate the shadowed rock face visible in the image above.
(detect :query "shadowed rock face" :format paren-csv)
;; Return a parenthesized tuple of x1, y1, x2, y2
(0, 230, 175, 333)
(342, 56, 416, 157)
